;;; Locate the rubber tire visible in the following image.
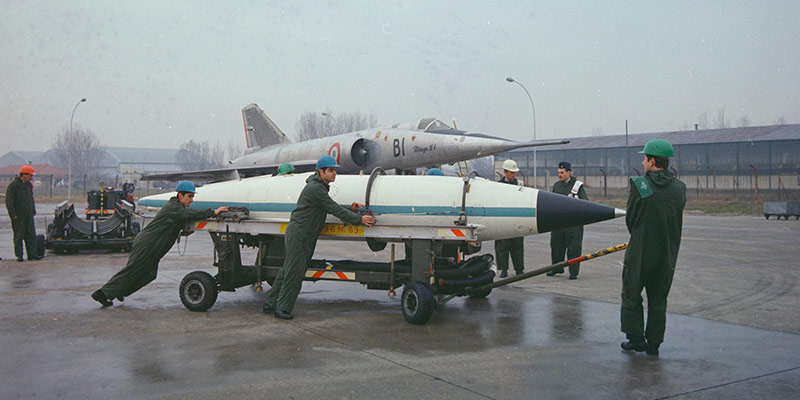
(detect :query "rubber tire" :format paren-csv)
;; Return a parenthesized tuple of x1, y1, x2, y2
(469, 287, 492, 299)
(401, 282, 435, 325)
(180, 271, 218, 312)
(35, 234, 46, 258)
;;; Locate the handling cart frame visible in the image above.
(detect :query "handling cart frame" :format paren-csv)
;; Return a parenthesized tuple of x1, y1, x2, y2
(177, 216, 490, 324)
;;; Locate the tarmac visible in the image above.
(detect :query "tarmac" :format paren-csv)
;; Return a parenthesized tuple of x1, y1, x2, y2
(1, 202, 799, 399)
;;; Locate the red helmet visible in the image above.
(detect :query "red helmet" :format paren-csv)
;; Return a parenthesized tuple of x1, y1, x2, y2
(19, 165, 35, 175)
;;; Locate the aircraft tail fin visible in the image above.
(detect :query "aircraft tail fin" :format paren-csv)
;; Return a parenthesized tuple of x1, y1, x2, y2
(242, 104, 292, 153)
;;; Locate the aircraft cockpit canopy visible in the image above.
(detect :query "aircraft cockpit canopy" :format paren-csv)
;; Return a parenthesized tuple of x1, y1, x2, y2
(392, 118, 452, 132)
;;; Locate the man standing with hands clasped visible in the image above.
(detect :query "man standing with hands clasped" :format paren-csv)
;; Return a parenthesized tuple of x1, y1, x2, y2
(620, 139, 686, 356)
(547, 161, 587, 279)
(6, 165, 41, 262)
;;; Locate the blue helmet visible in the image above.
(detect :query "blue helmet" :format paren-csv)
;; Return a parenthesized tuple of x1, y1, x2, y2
(426, 168, 444, 176)
(175, 180, 197, 193)
(316, 155, 340, 169)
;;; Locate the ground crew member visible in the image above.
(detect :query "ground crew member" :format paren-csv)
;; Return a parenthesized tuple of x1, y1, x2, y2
(263, 155, 375, 320)
(495, 159, 524, 278)
(277, 162, 295, 175)
(426, 168, 444, 176)
(5, 165, 41, 262)
(91, 181, 228, 306)
(547, 161, 587, 279)
(620, 139, 686, 355)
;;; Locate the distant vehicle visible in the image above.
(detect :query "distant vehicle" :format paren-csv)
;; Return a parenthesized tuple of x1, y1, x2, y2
(142, 103, 567, 182)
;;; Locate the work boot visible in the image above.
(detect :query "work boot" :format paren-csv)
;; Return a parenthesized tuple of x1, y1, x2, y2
(621, 335, 647, 352)
(29, 255, 43, 261)
(116, 296, 125, 302)
(546, 269, 564, 277)
(499, 270, 508, 278)
(569, 275, 577, 280)
(263, 302, 275, 314)
(515, 270, 524, 276)
(17, 256, 24, 262)
(91, 290, 113, 307)
(274, 310, 293, 320)
(646, 343, 660, 355)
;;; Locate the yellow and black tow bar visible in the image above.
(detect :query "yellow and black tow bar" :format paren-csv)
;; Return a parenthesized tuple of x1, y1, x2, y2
(466, 243, 629, 295)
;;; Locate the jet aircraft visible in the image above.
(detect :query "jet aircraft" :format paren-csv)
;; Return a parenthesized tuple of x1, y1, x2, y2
(142, 104, 568, 182)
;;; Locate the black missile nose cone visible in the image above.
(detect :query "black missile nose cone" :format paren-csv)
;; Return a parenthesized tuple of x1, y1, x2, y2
(536, 191, 624, 234)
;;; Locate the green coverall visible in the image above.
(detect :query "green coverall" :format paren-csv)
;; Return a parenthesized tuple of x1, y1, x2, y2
(265, 173, 363, 314)
(494, 176, 524, 274)
(621, 169, 686, 346)
(550, 176, 588, 276)
(100, 197, 215, 299)
(5, 176, 37, 259)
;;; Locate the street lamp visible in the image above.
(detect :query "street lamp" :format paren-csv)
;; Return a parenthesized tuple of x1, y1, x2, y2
(321, 112, 340, 136)
(506, 77, 537, 187)
(68, 97, 87, 199)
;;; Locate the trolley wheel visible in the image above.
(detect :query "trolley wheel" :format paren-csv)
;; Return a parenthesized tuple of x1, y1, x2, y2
(180, 271, 218, 312)
(401, 281, 435, 325)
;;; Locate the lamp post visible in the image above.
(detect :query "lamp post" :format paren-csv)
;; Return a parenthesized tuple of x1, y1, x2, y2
(68, 97, 87, 199)
(321, 112, 340, 137)
(506, 77, 537, 187)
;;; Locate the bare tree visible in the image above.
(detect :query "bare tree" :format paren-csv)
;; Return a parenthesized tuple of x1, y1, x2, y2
(697, 112, 709, 130)
(591, 126, 604, 136)
(295, 110, 379, 141)
(175, 140, 213, 171)
(227, 139, 243, 161)
(715, 107, 730, 129)
(209, 140, 226, 167)
(775, 116, 786, 125)
(50, 126, 103, 179)
(738, 115, 751, 127)
(678, 122, 691, 131)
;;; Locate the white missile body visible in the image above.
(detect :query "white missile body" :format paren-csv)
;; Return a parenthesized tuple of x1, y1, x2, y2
(139, 173, 625, 241)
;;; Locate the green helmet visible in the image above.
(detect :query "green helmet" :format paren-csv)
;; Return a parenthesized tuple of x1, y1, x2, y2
(639, 139, 674, 157)
(277, 162, 295, 175)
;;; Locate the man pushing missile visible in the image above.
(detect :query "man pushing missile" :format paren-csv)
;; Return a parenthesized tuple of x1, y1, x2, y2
(263, 155, 375, 320)
(91, 181, 229, 307)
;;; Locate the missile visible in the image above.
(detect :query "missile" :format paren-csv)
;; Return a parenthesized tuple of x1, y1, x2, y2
(139, 173, 624, 241)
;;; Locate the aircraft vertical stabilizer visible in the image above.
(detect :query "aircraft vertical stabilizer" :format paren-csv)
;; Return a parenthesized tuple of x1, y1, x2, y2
(242, 104, 292, 153)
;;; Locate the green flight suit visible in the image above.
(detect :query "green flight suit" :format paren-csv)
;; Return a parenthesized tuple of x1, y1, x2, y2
(100, 197, 215, 299)
(621, 169, 686, 345)
(550, 176, 588, 276)
(494, 177, 524, 273)
(265, 173, 363, 314)
(5, 176, 37, 259)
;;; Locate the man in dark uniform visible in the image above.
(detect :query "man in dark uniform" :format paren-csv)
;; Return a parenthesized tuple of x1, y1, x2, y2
(5, 165, 41, 262)
(91, 181, 228, 306)
(495, 159, 524, 278)
(263, 155, 375, 320)
(547, 162, 588, 279)
(620, 139, 686, 355)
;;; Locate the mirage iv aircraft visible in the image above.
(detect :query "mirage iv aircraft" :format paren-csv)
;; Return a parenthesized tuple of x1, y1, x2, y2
(142, 104, 568, 182)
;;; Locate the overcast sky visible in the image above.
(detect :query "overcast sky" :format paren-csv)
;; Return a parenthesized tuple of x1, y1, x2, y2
(2, 0, 799, 152)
